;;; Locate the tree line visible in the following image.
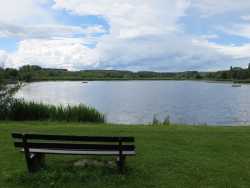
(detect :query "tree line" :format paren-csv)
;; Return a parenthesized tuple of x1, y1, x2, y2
(1, 64, 250, 82)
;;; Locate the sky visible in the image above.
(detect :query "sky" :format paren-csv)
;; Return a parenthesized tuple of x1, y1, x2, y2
(1, 0, 250, 71)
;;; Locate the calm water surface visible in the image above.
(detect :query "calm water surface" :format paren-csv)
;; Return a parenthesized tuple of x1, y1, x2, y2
(15, 81, 250, 125)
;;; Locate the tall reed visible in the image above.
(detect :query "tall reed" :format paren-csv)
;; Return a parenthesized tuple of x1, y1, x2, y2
(2, 99, 105, 123)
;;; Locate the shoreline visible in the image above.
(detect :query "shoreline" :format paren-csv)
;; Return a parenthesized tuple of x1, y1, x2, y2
(24, 78, 235, 83)
(1, 120, 250, 127)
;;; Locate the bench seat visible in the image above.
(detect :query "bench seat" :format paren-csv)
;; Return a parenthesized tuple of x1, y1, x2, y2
(19, 148, 136, 155)
(12, 133, 136, 173)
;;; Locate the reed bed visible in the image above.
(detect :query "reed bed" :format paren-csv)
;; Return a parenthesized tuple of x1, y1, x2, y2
(1, 99, 105, 123)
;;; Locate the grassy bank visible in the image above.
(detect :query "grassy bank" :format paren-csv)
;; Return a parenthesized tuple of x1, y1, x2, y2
(1, 121, 250, 188)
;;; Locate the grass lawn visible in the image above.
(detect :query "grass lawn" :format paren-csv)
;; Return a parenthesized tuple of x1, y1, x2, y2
(1, 121, 250, 188)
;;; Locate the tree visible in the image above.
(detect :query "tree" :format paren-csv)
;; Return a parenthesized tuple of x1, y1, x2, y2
(19, 65, 42, 72)
(0, 79, 21, 120)
(4, 68, 19, 79)
(19, 65, 40, 82)
(221, 71, 229, 79)
(22, 73, 33, 82)
(195, 73, 202, 79)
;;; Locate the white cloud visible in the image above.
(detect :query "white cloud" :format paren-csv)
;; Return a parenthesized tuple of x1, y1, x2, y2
(0, 23, 81, 39)
(0, 0, 54, 24)
(200, 34, 219, 40)
(53, 0, 190, 39)
(192, 0, 250, 16)
(0, 0, 107, 40)
(5, 38, 99, 70)
(0, 0, 108, 70)
(0, 23, 106, 39)
(192, 38, 250, 61)
(218, 23, 250, 39)
(1, 0, 250, 71)
(241, 15, 250, 21)
(94, 33, 234, 71)
(52, 0, 207, 71)
(51, 0, 246, 71)
(82, 25, 107, 35)
(0, 50, 8, 68)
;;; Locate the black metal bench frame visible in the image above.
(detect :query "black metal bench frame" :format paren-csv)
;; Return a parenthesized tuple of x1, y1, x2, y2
(12, 133, 135, 173)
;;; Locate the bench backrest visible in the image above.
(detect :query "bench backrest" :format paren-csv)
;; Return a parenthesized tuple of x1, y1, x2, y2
(12, 133, 135, 153)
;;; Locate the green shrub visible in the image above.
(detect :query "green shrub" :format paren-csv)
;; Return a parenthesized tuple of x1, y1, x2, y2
(152, 114, 171, 126)
(152, 114, 160, 125)
(163, 115, 170, 125)
(0, 83, 22, 120)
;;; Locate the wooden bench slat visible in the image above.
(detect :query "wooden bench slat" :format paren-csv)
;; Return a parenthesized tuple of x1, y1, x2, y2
(12, 132, 136, 173)
(12, 133, 134, 142)
(14, 142, 135, 151)
(19, 148, 136, 155)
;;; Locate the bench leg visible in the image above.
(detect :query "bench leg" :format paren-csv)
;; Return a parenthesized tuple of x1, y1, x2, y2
(26, 153, 46, 173)
(116, 155, 126, 173)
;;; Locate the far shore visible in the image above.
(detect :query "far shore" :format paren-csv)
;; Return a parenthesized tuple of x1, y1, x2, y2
(18, 79, 250, 86)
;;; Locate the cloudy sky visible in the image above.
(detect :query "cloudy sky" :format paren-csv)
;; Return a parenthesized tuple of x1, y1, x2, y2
(1, 0, 250, 71)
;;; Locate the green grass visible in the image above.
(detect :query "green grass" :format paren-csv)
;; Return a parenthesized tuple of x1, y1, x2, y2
(1, 121, 250, 188)
(1, 99, 105, 123)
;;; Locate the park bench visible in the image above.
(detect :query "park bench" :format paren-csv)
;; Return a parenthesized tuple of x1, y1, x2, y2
(12, 133, 136, 173)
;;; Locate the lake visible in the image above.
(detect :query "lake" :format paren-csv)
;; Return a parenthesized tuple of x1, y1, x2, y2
(15, 81, 250, 125)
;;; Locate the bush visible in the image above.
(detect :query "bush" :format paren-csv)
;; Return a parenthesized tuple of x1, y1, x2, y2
(152, 114, 170, 126)
(163, 115, 170, 125)
(0, 83, 22, 119)
(152, 114, 160, 125)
